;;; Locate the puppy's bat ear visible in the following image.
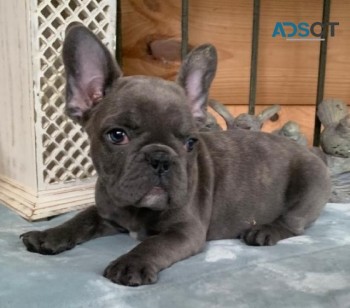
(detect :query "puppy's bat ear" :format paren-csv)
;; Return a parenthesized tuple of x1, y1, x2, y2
(62, 22, 122, 124)
(176, 44, 217, 127)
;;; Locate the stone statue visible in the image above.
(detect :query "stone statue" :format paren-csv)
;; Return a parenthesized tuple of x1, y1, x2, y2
(273, 121, 308, 146)
(207, 100, 281, 132)
(207, 101, 308, 146)
(317, 98, 350, 158)
(232, 104, 281, 131)
(317, 98, 350, 203)
(204, 99, 235, 131)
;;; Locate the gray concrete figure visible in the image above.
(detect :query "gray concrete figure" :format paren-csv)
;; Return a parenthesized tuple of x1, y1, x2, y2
(233, 104, 281, 131)
(316, 98, 350, 203)
(317, 98, 350, 158)
(273, 121, 308, 146)
(207, 101, 281, 132)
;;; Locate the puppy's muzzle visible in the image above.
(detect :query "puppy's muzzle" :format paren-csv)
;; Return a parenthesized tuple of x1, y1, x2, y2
(141, 144, 177, 176)
(147, 151, 170, 175)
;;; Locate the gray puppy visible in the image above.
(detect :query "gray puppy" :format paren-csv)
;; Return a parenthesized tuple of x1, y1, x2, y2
(21, 23, 331, 286)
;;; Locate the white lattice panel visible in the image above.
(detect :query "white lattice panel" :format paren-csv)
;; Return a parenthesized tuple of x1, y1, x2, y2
(1, 0, 116, 219)
(31, 0, 116, 189)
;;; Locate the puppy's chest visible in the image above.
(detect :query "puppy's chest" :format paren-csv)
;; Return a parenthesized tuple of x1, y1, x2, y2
(128, 229, 148, 241)
(117, 208, 160, 241)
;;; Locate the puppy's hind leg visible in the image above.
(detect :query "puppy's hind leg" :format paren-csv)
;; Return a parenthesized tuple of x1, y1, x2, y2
(243, 159, 331, 246)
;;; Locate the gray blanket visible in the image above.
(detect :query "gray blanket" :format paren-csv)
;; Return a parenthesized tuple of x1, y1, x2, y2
(1, 203, 350, 308)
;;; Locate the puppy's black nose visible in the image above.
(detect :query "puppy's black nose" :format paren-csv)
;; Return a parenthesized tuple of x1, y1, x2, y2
(147, 151, 171, 175)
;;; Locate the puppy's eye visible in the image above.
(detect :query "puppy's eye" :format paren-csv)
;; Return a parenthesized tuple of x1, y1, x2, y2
(106, 129, 129, 145)
(185, 138, 198, 152)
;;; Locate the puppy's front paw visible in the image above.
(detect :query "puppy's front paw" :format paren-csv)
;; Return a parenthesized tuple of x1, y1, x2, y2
(242, 224, 281, 246)
(20, 229, 75, 255)
(103, 254, 158, 286)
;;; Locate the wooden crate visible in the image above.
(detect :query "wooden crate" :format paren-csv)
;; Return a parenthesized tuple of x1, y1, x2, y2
(0, 0, 116, 220)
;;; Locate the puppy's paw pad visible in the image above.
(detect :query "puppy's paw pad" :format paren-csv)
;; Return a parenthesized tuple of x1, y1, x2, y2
(20, 230, 73, 255)
(20, 231, 47, 253)
(242, 225, 280, 246)
(103, 255, 158, 286)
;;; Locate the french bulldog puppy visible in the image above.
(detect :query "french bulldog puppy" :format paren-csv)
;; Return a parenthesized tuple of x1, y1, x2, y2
(21, 23, 331, 286)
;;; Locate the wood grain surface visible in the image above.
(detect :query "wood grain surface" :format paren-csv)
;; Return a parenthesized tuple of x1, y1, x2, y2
(120, 0, 350, 143)
(0, 0, 37, 189)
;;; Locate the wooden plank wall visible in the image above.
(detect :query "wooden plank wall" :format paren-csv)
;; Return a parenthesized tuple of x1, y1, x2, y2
(120, 0, 350, 144)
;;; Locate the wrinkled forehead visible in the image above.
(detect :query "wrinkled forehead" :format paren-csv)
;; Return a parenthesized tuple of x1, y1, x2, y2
(92, 76, 196, 133)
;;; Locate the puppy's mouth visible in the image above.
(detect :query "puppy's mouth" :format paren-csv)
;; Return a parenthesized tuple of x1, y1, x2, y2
(138, 186, 169, 210)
